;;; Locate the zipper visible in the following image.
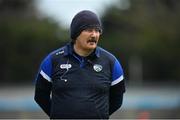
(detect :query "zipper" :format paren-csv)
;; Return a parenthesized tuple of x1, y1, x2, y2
(73, 54, 85, 68)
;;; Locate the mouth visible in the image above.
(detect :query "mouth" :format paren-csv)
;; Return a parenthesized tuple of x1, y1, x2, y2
(87, 38, 97, 44)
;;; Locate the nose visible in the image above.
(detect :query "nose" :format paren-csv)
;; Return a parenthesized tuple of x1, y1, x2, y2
(91, 30, 96, 36)
(91, 29, 99, 37)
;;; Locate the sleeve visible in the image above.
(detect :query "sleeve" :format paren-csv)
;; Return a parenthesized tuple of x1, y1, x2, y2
(111, 59, 124, 86)
(109, 58, 125, 115)
(39, 54, 52, 82)
(34, 54, 52, 117)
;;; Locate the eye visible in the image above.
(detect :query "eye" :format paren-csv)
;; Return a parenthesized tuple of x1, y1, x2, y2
(95, 28, 101, 32)
(85, 28, 93, 32)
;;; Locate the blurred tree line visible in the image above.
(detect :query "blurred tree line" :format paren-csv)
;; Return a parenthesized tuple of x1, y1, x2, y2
(101, 0, 180, 84)
(0, 0, 68, 84)
(0, 0, 179, 84)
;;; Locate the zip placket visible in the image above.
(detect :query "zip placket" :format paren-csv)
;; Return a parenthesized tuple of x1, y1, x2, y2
(72, 54, 86, 68)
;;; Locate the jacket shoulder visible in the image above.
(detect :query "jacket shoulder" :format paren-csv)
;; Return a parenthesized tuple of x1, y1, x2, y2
(97, 47, 116, 62)
(49, 46, 67, 59)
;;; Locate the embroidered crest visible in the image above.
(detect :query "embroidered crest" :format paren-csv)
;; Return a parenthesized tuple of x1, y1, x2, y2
(93, 64, 103, 72)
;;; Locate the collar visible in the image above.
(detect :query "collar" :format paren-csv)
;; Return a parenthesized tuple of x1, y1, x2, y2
(63, 42, 100, 58)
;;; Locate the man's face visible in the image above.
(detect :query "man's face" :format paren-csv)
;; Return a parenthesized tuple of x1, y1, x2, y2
(75, 28, 101, 51)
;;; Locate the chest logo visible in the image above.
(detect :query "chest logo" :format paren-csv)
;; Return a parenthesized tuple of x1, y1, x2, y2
(93, 64, 103, 72)
(60, 64, 72, 70)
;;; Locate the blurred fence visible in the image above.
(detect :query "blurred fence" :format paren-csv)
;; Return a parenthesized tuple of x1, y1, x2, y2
(0, 84, 180, 119)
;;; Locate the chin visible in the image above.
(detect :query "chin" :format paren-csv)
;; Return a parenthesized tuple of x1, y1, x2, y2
(88, 45, 97, 49)
(87, 45, 97, 50)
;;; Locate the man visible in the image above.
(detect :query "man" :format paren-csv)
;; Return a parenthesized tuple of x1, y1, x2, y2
(34, 10, 125, 119)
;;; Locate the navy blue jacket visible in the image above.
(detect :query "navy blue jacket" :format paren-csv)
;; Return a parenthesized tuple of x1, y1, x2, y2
(34, 43, 125, 119)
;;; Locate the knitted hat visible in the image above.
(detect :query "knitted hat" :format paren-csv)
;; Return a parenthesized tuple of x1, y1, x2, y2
(70, 10, 102, 42)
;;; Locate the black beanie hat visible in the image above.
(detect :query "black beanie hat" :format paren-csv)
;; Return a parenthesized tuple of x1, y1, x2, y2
(70, 10, 102, 42)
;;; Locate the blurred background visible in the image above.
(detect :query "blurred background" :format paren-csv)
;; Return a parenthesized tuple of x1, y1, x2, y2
(0, 0, 180, 119)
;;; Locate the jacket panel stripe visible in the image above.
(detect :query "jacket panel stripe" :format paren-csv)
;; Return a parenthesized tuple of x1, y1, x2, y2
(40, 70, 52, 82)
(111, 75, 123, 86)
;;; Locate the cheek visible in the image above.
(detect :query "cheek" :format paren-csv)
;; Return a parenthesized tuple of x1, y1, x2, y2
(96, 33, 100, 38)
(97, 35, 100, 39)
(96, 36, 100, 41)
